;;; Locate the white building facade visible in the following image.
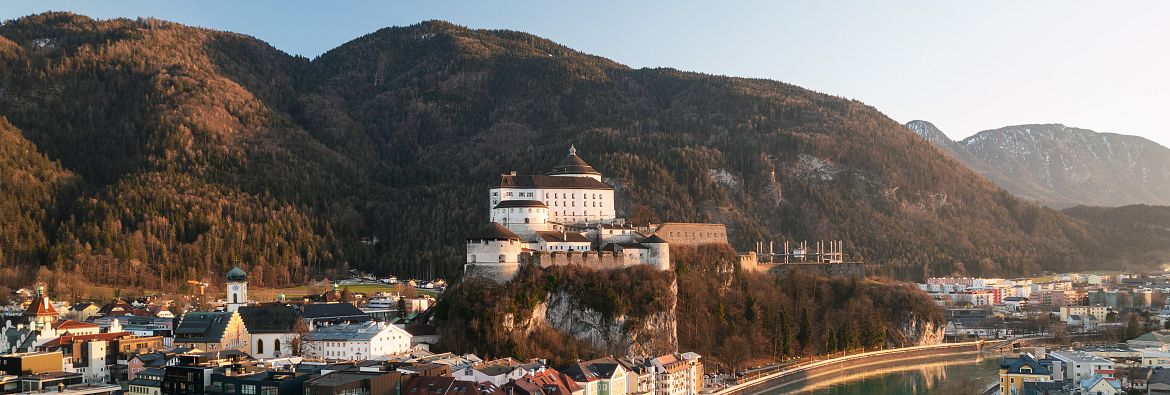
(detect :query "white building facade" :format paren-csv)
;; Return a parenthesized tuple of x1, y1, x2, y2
(302, 322, 411, 362)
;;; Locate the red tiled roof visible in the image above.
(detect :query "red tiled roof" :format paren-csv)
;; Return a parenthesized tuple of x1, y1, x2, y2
(53, 320, 99, 330)
(25, 296, 59, 317)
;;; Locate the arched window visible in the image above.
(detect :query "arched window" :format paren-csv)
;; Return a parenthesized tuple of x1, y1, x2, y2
(498, 255, 506, 262)
(257, 338, 264, 355)
(273, 339, 281, 356)
(469, 255, 476, 263)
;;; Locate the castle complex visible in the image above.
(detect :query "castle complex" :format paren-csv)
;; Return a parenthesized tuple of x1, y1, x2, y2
(465, 146, 673, 282)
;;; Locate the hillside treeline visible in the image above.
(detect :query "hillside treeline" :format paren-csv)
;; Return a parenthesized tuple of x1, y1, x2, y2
(673, 244, 945, 369)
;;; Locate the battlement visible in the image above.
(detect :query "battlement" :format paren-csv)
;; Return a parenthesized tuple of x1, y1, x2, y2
(519, 250, 635, 270)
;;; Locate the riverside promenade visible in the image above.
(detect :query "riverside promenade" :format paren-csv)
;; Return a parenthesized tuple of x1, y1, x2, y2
(713, 341, 985, 395)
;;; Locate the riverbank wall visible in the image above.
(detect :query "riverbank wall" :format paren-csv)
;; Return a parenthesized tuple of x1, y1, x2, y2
(714, 341, 984, 395)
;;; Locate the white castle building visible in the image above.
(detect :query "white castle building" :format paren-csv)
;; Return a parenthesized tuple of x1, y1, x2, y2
(466, 146, 670, 282)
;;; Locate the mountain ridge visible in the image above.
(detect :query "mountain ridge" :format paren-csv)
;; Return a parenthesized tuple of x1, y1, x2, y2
(0, 12, 1164, 288)
(908, 120, 1170, 208)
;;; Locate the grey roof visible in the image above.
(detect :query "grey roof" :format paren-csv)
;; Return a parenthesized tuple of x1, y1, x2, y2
(1151, 367, 1170, 385)
(238, 305, 301, 334)
(1000, 354, 1050, 375)
(128, 378, 162, 388)
(301, 303, 370, 321)
(494, 200, 547, 209)
(641, 234, 667, 244)
(303, 322, 390, 342)
(468, 223, 522, 241)
(535, 231, 590, 243)
(137, 367, 166, 378)
(498, 175, 611, 190)
(564, 357, 622, 381)
(174, 311, 234, 343)
(548, 146, 601, 176)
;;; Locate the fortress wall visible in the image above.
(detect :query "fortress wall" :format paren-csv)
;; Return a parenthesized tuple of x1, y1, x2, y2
(654, 223, 729, 246)
(520, 251, 635, 270)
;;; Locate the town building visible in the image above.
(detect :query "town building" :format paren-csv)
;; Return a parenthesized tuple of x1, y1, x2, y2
(998, 353, 1054, 395)
(301, 322, 411, 362)
(0, 351, 63, 376)
(237, 306, 303, 359)
(304, 370, 406, 395)
(1048, 350, 1115, 383)
(563, 357, 627, 395)
(207, 370, 312, 395)
(173, 311, 250, 352)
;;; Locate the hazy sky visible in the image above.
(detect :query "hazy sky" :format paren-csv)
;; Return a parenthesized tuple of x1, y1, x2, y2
(5, 1, 1170, 146)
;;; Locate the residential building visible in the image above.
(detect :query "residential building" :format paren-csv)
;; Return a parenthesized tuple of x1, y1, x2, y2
(173, 311, 250, 352)
(1059, 306, 1108, 323)
(1048, 350, 1115, 383)
(0, 351, 63, 375)
(207, 370, 312, 395)
(302, 322, 411, 361)
(162, 365, 219, 395)
(304, 370, 406, 395)
(563, 358, 627, 395)
(998, 354, 1053, 395)
(502, 368, 580, 395)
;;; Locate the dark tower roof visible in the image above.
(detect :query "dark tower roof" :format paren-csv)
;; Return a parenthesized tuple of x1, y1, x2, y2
(548, 145, 601, 176)
(226, 266, 247, 282)
(641, 234, 668, 244)
(493, 200, 548, 209)
(468, 223, 523, 241)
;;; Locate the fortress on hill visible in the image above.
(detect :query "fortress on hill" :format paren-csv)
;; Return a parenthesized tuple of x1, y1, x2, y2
(464, 146, 729, 282)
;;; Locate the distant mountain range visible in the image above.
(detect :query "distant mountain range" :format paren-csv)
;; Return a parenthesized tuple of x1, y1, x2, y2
(907, 120, 1170, 208)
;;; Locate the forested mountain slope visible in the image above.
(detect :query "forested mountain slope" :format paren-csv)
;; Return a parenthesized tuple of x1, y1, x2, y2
(0, 13, 1152, 286)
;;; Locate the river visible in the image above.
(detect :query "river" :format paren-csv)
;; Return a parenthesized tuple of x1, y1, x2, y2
(752, 352, 1006, 395)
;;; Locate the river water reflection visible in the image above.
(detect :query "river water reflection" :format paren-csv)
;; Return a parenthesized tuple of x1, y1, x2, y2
(753, 352, 1006, 395)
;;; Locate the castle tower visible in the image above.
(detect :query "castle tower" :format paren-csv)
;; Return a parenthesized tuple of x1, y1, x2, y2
(464, 223, 525, 283)
(642, 234, 670, 271)
(226, 266, 248, 312)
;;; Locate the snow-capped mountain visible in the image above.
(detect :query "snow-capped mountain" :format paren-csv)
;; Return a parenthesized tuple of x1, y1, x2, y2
(907, 120, 1170, 208)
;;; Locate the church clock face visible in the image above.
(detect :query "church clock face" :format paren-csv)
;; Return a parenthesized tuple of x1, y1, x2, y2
(231, 284, 240, 292)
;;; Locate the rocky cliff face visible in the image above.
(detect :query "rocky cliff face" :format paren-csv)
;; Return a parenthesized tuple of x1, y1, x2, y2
(520, 279, 679, 357)
(903, 316, 945, 346)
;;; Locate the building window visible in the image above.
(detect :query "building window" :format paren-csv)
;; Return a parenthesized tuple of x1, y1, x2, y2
(274, 339, 280, 356)
(242, 385, 256, 395)
(257, 339, 264, 354)
(499, 255, 506, 262)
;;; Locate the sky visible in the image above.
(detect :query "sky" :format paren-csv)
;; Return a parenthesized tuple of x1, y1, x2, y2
(4, 1, 1170, 146)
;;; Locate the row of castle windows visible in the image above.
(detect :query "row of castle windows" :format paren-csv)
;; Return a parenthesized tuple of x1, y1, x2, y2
(668, 231, 725, 238)
(493, 191, 605, 200)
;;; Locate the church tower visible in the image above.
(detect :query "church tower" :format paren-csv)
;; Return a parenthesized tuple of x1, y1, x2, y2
(226, 266, 248, 312)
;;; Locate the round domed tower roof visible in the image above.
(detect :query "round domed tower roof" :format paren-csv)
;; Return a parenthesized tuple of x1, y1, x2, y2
(548, 145, 601, 176)
(226, 266, 247, 282)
